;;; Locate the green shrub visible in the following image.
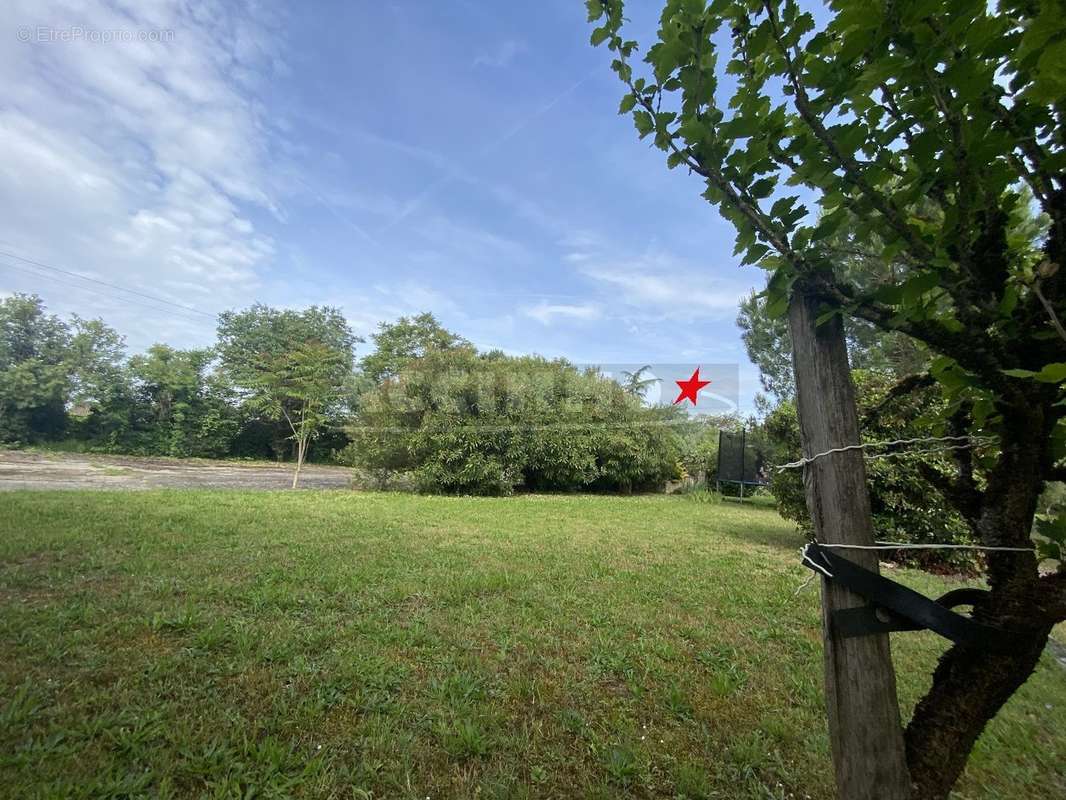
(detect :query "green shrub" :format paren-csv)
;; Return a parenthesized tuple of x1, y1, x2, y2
(348, 350, 683, 495)
(762, 372, 978, 571)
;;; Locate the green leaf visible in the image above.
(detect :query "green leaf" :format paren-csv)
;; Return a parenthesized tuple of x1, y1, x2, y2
(618, 94, 637, 114)
(1035, 513, 1066, 546)
(1035, 363, 1066, 383)
(678, 117, 708, 143)
(740, 243, 771, 266)
(633, 110, 654, 138)
(765, 294, 789, 319)
(811, 208, 847, 242)
(749, 178, 775, 199)
(901, 271, 940, 304)
(1003, 364, 1066, 383)
(815, 308, 841, 325)
(590, 26, 611, 47)
(998, 285, 1020, 316)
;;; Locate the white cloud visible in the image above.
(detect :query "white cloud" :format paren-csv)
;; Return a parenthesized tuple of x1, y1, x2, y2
(583, 267, 746, 315)
(0, 0, 285, 348)
(525, 301, 601, 325)
(473, 39, 527, 69)
(570, 240, 757, 322)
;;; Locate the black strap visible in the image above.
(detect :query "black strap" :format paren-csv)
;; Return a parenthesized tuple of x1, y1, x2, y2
(802, 542, 1018, 653)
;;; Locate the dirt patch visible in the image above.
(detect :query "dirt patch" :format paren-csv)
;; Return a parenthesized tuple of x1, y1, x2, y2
(0, 450, 353, 491)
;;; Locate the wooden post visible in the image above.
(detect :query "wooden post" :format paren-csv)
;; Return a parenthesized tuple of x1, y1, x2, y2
(788, 286, 911, 799)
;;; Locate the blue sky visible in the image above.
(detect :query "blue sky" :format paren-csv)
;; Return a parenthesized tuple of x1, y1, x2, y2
(0, 0, 767, 410)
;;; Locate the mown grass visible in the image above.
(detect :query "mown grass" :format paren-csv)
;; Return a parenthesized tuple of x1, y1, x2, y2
(0, 490, 1062, 799)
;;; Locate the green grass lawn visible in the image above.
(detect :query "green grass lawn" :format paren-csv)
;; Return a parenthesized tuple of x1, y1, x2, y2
(1, 491, 1062, 799)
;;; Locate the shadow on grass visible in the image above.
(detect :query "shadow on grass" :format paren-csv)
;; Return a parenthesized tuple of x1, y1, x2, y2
(703, 497, 807, 555)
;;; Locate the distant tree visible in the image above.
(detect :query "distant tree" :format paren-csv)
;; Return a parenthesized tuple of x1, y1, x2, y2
(737, 220, 940, 399)
(738, 285, 929, 399)
(0, 294, 70, 442)
(65, 316, 127, 410)
(619, 364, 660, 397)
(216, 305, 358, 487)
(360, 312, 471, 384)
(126, 345, 237, 458)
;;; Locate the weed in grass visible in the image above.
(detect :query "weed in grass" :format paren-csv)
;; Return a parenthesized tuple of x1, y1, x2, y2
(602, 744, 642, 786)
(430, 668, 486, 707)
(1, 680, 43, 728)
(664, 682, 694, 719)
(708, 664, 748, 698)
(674, 759, 713, 799)
(438, 717, 493, 760)
(147, 607, 200, 634)
(558, 707, 585, 735)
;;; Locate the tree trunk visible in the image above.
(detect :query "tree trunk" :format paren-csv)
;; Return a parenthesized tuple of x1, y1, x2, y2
(292, 437, 305, 489)
(904, 629, 1050, 799)
(788, 286, 912, 800)
(904, 399, 1053, 799)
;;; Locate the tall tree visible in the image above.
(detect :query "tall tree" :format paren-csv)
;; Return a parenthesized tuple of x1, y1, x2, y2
(127, 345, 237, 458)
(65, 316, 127, 410)
(216, 305, 358, 487)
(0, 294, 71, 442)
(738, 281, 927, 399)
(589, 0, 1065, 796)
(360, 312, 471, 385)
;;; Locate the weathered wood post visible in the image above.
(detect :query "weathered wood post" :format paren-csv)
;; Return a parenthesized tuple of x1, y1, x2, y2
(788, 283, 911, 799)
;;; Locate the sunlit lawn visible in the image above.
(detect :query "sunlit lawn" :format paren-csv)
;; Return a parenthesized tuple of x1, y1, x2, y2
(1, 490, 1063, 798)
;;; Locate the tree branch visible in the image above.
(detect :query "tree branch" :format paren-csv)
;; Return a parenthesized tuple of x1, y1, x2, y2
(1034, 280, 1066, 344)
(761, 1, 936, 264)
(860, 372, 935, 427)
(804, 272, 1008, 385)
(912, 460, 983, 525)
(987, 97, 1059, 211)
(626, 84, 799, 264)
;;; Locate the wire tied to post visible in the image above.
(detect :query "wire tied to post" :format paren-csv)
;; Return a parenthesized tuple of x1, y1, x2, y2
(775, 435, 997, 472)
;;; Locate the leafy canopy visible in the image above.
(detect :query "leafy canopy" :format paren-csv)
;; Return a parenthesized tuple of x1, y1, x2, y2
(589, 0, 1065, 424)
(216, 304, 358, 423)
(350, 348, 683, 495)
(360, 312, 472, 385)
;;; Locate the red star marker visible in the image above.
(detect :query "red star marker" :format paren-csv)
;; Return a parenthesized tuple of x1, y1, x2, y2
(673, 367, 711, 406)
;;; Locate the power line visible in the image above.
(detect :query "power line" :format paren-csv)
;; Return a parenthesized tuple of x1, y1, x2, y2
(0, 249, 218, 319)
(0, 259, 212, 325)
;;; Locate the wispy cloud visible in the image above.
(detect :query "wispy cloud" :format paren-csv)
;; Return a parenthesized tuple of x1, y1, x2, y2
(473, 39, 527, 68)
(565, 235, 755, 322)
(380, 69, 593, 233)
(583, 267, 746, 316)
(0, 0, 285, 344)
(525, 302, 601, 325)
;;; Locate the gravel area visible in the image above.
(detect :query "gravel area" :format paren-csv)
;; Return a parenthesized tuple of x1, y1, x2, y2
(0, 450, 353, 491)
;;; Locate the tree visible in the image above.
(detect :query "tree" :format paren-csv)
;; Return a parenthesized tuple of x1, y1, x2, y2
(738, 279, 926, 399)
(127, 345, 238, 458)
(360, 312, 472, 385)
(619, 364, 660, 397)
(0, 294, 71, 442)
(66, 316, 127, 410)
(589, 1, 1065, 796)
(216, 305, 358, 487)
